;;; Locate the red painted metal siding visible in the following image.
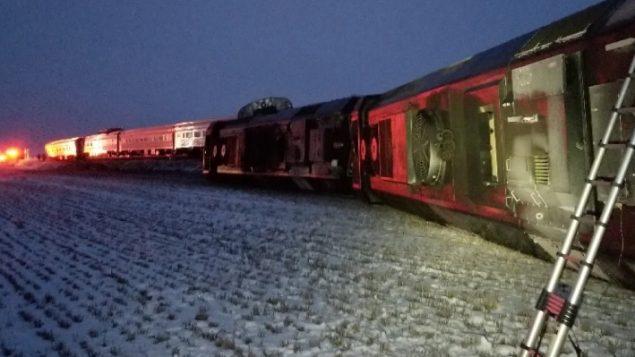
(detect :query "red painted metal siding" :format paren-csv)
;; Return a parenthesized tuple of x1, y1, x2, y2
(366, 67, 512, 222)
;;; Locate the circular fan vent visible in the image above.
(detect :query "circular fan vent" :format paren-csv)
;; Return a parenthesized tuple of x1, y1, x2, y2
(410, 109, 454, 186)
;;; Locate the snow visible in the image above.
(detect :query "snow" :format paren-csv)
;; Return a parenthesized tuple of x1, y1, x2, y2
(0, 166, 634, 356)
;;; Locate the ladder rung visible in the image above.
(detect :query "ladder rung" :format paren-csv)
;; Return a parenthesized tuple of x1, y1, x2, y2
(586, 176, 625, 188)
(599, 140, 634, 149)
(615, 107, 635, 115)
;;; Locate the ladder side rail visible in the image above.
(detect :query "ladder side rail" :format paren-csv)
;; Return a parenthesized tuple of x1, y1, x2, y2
(547, 130, 635, 357)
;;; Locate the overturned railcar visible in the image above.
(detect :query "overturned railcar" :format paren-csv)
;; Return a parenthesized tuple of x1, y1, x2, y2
(203, 97, 363, 189)
(353, 0, 635, 284)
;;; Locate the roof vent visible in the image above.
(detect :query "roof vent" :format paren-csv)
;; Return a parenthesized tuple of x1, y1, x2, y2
(237, 97, 292, 119)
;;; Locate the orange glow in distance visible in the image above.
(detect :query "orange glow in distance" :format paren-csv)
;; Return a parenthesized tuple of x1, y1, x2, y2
(5, 148, 20, 159)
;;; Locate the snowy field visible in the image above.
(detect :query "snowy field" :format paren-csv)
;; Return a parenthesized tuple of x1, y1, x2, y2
(0, 167, 634, 356)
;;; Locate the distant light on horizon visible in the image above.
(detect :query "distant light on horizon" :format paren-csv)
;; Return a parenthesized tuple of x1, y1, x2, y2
(5, 147, 20, 159)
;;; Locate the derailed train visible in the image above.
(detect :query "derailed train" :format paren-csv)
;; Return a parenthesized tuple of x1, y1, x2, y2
(46, 1, 635, 285)
(201, 1, 635, 285)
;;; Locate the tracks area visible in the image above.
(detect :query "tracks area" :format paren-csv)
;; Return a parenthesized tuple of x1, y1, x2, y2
(0, 169, 633, 356)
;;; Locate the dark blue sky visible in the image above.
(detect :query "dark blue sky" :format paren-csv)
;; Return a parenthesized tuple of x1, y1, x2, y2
(0, 0, 601, 152)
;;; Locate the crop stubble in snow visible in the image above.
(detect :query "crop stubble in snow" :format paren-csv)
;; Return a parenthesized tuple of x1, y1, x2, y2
(0, 169, 633, 356)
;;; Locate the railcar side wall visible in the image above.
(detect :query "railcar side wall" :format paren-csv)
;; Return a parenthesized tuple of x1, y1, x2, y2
(357, 24, 635, 258)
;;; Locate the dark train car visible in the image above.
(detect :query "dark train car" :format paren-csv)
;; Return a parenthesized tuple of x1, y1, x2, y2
(354, 0, 635, 280)
(203, 97, 363, 189)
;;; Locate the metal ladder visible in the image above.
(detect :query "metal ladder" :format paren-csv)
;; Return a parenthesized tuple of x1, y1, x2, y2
(519, 53, 635, 357)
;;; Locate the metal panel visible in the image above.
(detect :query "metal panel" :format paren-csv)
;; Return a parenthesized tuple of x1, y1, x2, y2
(504, 54, 575, 227)
(512, 55, 565, 99)
(286, 120, 306, 164)
(378, 119, 393, 178)
(309, 129, 322, 162)
(508, 55, 569, 193)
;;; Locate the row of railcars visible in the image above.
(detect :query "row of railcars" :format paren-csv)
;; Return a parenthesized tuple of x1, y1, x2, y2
(44, 0, 635, 285)
(46, 119, 218, 160)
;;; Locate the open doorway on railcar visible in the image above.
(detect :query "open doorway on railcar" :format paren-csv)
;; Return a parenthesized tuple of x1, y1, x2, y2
(461, 84, 505, 207)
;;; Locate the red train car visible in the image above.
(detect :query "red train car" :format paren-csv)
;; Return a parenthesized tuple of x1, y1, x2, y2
(352, 0, 635, 283)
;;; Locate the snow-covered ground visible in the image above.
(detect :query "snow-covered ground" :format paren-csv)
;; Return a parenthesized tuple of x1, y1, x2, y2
(0, 167, 633, 356)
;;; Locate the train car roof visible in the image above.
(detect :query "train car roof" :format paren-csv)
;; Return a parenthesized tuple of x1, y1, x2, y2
(376, 0, 633, 107)
(45, 137, 80, 146)
(227, 96, 359, 128)
(314, 96, 360, 117)
(515, 0, 623, 58)
(174, 117, 230, 128)
(288, 96, 358, 119)
(603, 0, 635, 30)
(119, 123, 175, 134)
(85, 131, 120, 139)
(375, 33, 534, 107)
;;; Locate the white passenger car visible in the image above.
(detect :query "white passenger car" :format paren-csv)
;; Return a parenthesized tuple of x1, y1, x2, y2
(84, 129, 121, 158)
(174, 119, 213, 155)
